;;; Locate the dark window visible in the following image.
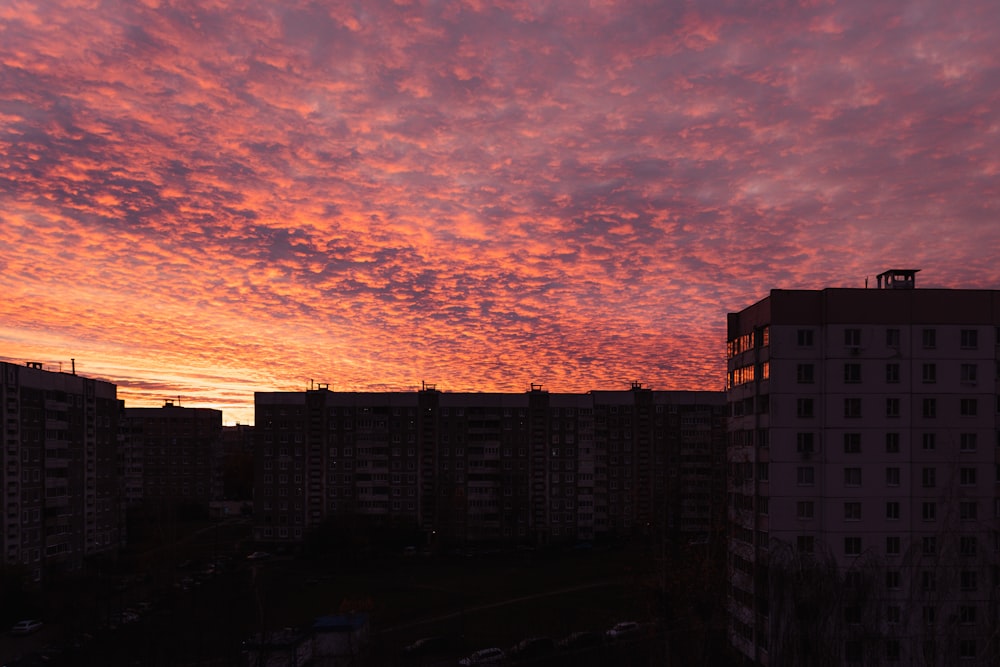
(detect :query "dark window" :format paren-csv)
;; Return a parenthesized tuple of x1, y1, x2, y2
(797, 398, 814, 418)
(797, 329, 814, 347)
(844, 398, 862, 418)
(885, 398, 900, 417)
(885, 363, 900, 383)
(961, 329, 978, 349)
(843, 433, 861, 453)
(797, 364, 814, 384)
(844, 329, 861, 347)
(922, 328, 936, 348)
(886, 328, 900, 348)
(844, 363, 861, 383)
(885, 432, 900, 453)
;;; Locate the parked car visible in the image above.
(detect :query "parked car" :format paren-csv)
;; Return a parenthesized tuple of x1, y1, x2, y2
(509, 636, 555, 659)
(458, 647, 505, 665)
(246, 551, 272, 560)
(402, 635, 449, 658)
(10, 619, 43, 635)
(557, 631, 602, 650)
(605, 621, 641, 640)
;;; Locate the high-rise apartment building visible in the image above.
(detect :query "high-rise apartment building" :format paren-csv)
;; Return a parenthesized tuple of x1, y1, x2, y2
(1, 361, 120, 582)
(726, 270, 1000, 666)
(253, 385, 725, 548)
(123, 401, 223, 516)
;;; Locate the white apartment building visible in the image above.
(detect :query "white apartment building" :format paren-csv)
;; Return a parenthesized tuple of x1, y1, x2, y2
(727, 270, 1000, 666)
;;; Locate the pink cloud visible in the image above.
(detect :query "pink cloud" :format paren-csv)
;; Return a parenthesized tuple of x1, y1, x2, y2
(1, 0, 998, 423)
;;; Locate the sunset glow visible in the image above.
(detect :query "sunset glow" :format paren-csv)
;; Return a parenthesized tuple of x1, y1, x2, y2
(3, 0, 999, 424)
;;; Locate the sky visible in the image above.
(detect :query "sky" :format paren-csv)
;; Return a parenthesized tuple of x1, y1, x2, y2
(2, 0, 999, 425)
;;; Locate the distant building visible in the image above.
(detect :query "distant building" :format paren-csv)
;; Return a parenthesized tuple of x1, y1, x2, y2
(221, 423, 255, 501)
(123, 401, 223, 517)
(252, 385, 724, 549)
(0, 361, 120, 582)
(726, 270, 1000, 665)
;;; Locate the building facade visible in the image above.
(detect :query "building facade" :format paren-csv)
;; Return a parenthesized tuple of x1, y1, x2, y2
(123, 401, 223, 517)
(252, 385, 725, 549)
(1, 361, 120, 582)
(726, 271, 1000, 666)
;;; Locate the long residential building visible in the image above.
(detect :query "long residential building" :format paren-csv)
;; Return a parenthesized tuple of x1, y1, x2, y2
(252, 385, 725, 549)
(1, 361, 120, 582)
(726, 270, 1000, 666)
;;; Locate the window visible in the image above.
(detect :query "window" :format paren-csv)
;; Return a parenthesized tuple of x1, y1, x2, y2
(960, 433, 977, 451)
(885, 398, 900, 417)
(886, 570, 901, 589)
(844, 398, 862, 418)
(844, 363, 861, 383)
(922, 467, 936, 488)
(797, 329, 814, 347)
(885, 363, 900, 383)
(797, 398, 814, 418)
(960, 398, 978, 416)
(886, 501, 900, 520)
(844, 467, 861, 486)
(886, 328, 900, 348)
(922, 571, 936, 592)
(960, 536, 977, 556)
(886, 638, 901, 662)
(922, 328, 936, 348)
(796, 432, 815, 454)
(922, 363, 937, 384)
(961, 363, 978, 384)
(961, 570, 977, 591)
(923, 606, 936, 625)
(923, 536, 937, 555)
(796, 535, 814, 553)
(797, 364, 815, 384)
(844, 606, 861, 624)
(960, 501, 978, 520)
(797, 467, 815, 485)
(960, 468, 977, 485)
(922, 502, 936, 521)
(886, 607, 901, 625)
(797, 501, 814, 519)
(885, 467, 900, 486)
(844, 502, 861, 520)
(922, 398, 937, 418)
(844, 328, 861, 347)
(886, 536, 900, 555)
(959, 606, 976, 625)
(922, 432, 936, 450)
(844, 537, 862, 555)
(843, 433, 861, 453)
(960, 639, 977, 659)
(961, 328, 978, 349)
(885, 432, 900, 453)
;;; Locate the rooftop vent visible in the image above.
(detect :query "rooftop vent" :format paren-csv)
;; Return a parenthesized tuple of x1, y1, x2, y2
(875, 269, 919, 290)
